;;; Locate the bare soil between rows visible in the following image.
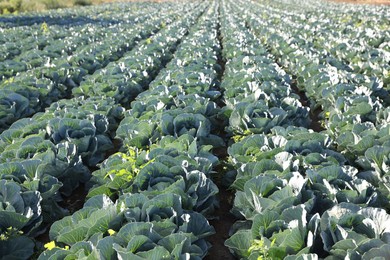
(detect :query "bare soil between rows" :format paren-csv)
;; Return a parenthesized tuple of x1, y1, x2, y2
(206, 187, 236, 260)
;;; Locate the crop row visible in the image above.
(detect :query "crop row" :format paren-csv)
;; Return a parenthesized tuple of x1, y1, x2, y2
(243, 1, 389, 100)
(38, 1, 223, 259)
(221, 0, 390, 259)
(0, 4, 163, 82)
(241, 0, 390, 208)
(249, 0, 389, 82)
(0, 3, 192, 133)
(0, 3, 170, 63)
(0, 0, 389, 259)
(0, 2, 206, 258)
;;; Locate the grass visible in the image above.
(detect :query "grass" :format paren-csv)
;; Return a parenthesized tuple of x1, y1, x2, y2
(0, 0, 144, 14)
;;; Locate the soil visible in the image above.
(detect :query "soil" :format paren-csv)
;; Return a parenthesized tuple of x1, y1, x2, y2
(35, 184, 88, 245)
(58, 183, 89, 215)
(207, 145, 236, 260)
(290, 80, 325, 133)
(309, 107, 325, 133)
(206, 187, 237, 260)
(205, 7, 238, 259)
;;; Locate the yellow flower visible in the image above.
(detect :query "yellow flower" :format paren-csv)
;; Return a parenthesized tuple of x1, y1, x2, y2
(41, 22, 49, 34)
(108, 229, 116, 236)
(232, 135, 244, 143)
(44, 241, 56, 250)
(64, 246, 69, 250)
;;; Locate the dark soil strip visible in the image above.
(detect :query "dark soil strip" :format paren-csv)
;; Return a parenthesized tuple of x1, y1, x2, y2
(262, 46, 325, 133)
(216, 17, 225, 77)
(246, 20, 327, 133)
(310, 107, 325, 132)
(290, 79, 325, 132)
(246, 21, 326, 134)
(206, 177, 236, 260)
(58, 184, 89, 215)
(35, 183, 88, 245)
(206, 5, 236, 259)
(208, 145, 236, 260)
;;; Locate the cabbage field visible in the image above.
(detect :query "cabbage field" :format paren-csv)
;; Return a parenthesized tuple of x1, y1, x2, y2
(0, 0, 389, 259)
